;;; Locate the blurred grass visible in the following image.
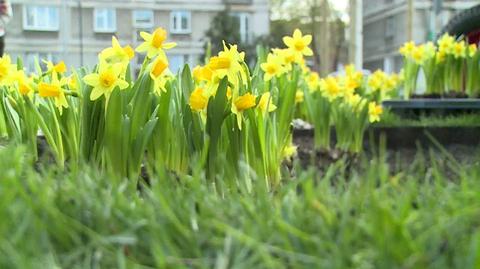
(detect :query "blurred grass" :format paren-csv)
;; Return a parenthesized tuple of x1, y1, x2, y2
(1, 144, 480, 268)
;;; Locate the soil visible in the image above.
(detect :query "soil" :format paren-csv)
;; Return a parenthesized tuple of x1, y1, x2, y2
(293, 130, 480, 178)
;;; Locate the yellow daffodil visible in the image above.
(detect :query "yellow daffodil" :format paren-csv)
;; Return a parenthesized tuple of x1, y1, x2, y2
(368, 70, 386, 92)
(44, 60, 67, 74)
(437, 34, 454, 54)
(411, 45, 427, 64)
(99, 36, 135, 65)
(260, 53, 285, 81)
(452, 41, 467, 59)
(273, 48, 300, 68)
(232, 93, 256, 129)
(368, 102, 383, 122)
(67, 74, 78, 92)
(346, 93, 363, 108)
(189, 87, 208, 112)
(11, 69, 33, 96)
(208, 42, 246, 91)
(283, 29, 313, 56)
(38, 72, 69, 113)
(320, 77, 342, 101)
(257, 92, 277, 114)
(135, 27, 176, 59)
(83, 62, 129, 101)
(149, 56, 171, 94)
(436, 50, 446, 63)
(193, 65, 214, 83)
(0, 55, 15, 86)
(468, 44, 477, 57)
(307, 72, 320, 91)
(295, 90, 304, 104)
(399, 41, 416, 57)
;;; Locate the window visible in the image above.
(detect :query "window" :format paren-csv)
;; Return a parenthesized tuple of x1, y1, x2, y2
(23, 6, 59, 31)
(385, 16, 395, 38)
(133, 10, 154, 28)
(94, 8, 116, 33)
(232, 13, 250, 43)
(170, 11, 191, 34)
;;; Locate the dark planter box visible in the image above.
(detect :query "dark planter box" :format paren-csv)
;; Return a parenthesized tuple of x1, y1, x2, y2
(383, 99, 480, 117)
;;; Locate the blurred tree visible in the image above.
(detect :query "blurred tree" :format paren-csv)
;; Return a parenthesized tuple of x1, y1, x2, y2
(204, 7, 241, 61)
(203, 7, 271, 67)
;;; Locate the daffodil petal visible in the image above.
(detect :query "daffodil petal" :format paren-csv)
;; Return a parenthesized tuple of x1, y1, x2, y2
(293, 29, 302, 39)
(303, 47, 314, 56)
(135, 42, 150, 53)
(303, 35, 312, 45)
(139, 32, 151, 41)
(90, 87, 104, 100)
(83, 74, 99, 86)
(117, 79, 129, 90)
(163, 42, 177, 49)
(283, 36, 294, 48)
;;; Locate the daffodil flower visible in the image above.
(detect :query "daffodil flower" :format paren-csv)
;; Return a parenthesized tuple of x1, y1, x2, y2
(0, 55, 16, 87)
(261, 53, 285, 81)
(208, 42, 246, 92)
(44, 60, 67, 74)
(83, 62, 129, 101)
(468, 44, 477, 58)
(307, 72, 320, 91)
(368, 102, 383, 123)
(11, 69, 34, 96)
(99, 36, 135, 65)
(149, 56, 171, 95)
(38, 72, 69, 113)
(437, 34, 454, 54)
(231, 93, 256, 130)
(67, 74, 79, 92)
(320, 77, 342, 101)
(283, 29, 313, 57)
(135, 27, 176, 59)
(257, 92, 277, 114)
(193, 65, 214, 83)
(295, 90, 304, 104)
(452, 41, 467, 59)
(189, 87, 209, 112)
(272, 48, 300, 69)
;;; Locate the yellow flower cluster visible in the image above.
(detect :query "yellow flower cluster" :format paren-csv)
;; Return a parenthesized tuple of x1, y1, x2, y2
(261, 29, 311, 81)
(189, 29, 313, 129)
(400, 34, 476, 65)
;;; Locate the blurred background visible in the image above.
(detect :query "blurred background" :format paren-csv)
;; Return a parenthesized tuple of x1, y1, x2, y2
(5, 0, 480, 75)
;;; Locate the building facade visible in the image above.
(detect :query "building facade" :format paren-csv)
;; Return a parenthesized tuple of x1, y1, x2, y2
(363, 0, 479, 73)
(6, 0, 269, 73)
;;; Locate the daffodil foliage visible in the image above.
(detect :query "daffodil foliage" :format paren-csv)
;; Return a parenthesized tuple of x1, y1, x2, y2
(0, 28, 397, 185)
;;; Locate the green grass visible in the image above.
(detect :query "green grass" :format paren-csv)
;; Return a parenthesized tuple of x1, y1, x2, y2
(1, 144, 480, 268)
(376, 111, 480, 127)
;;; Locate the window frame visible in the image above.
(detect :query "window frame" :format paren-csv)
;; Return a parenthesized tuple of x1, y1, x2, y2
(232, 12, 251, 43)
(170, 10, 192, 34)
(133, 10, 154, 28)
(94, 8, 117, 33)
(23, 5, 60, 31)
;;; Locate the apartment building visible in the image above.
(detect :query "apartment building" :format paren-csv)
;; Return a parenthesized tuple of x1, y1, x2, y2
(363, 0, 479, 73)
(6, 0, 269, 73)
